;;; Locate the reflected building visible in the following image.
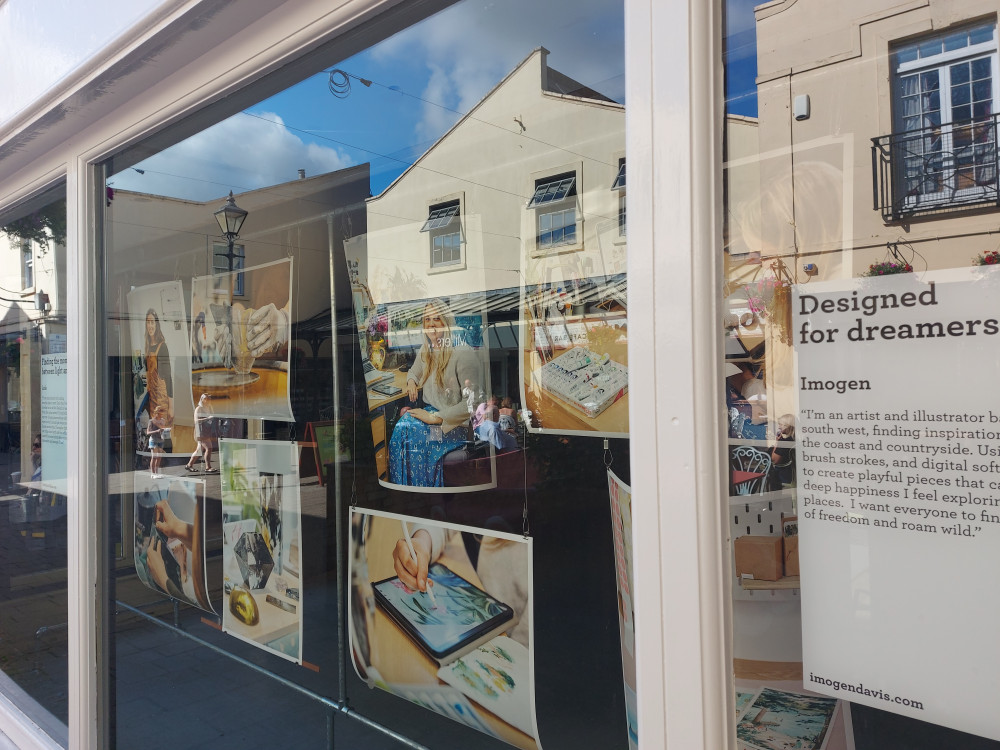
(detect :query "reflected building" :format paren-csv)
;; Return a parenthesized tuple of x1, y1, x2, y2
(107, 164, 370, 441)
(0, 207, 66, 480)
(348, 48, 626, 399)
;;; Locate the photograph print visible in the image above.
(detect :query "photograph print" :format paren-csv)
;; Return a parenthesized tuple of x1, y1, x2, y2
(220, 438, 303, 662)
(133, 475, 215, 614)
(190, 257, 294, 421)
(349, 508, 540, 750)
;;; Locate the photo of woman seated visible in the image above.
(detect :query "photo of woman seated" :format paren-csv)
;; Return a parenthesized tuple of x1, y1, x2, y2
(388, 298, 488, 488)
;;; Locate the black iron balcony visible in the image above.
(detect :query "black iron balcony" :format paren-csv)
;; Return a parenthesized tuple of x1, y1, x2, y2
(872, 113, 1000, 223)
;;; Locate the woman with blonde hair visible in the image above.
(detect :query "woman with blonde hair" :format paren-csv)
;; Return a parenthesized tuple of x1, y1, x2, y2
(389, 298, 485, 487)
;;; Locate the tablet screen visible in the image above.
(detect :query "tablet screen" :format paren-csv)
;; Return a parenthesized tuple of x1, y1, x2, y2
(373, 562, 514, 658)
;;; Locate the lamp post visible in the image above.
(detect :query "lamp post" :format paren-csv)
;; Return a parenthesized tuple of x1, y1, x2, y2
(213, 191, 248, 272)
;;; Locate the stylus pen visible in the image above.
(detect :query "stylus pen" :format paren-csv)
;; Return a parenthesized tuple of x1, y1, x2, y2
(401, 520, 438, 607)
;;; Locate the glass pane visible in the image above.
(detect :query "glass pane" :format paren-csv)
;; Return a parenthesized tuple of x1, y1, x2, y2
(972, 56, 993, 81)
(898, 74, 918, 97)
(969, 23, 995, 45)
(0, 190, 69, 733)
(943, 30, 970, 52)
(724, 3, 1000, 748)
(920, 70, 940, 93)
(951, 61, 971, 85)
(918, 38, 943, 58)
(895, 45, 919, 65)
(103, 1, 629, 749)
(973, 79, 992, 102)
(951, 82, 971, 107)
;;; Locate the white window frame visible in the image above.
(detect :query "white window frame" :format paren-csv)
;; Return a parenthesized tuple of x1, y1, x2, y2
(421, 194, 465, 271)
(892, 22, 1000, 210)
(526, 162, 585, 257)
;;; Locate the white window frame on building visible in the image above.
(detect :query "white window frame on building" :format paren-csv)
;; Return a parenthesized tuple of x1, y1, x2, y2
(525, 163, 584, 256)
(889, 20, 999, 215)
(420, 195, 464, 270)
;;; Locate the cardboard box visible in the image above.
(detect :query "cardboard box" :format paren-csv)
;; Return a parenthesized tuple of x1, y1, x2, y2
(734, 535, 783, 581)
(783, 535, 799, 577)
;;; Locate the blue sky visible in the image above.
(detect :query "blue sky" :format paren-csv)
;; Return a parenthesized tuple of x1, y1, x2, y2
(725, 0, 759, 118)
(110, 0, 626, 202)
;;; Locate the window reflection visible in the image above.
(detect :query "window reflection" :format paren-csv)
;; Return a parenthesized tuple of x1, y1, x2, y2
(103, 0, 629, 748)
(0, 192, 69, 730)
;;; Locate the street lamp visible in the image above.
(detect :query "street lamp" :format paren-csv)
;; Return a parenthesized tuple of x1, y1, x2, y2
(213, 191, 248, 272)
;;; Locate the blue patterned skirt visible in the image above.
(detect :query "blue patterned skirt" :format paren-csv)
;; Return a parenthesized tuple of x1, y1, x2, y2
(388, 409, 466, 487)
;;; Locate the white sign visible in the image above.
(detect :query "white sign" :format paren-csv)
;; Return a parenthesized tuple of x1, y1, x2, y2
(794, 267, 1000, 740)
(40, 353, 68, 493)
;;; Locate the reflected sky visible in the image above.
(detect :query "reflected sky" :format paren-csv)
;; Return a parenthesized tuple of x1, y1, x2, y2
(725, 0, 758, 118)
(109, 0, 625, 202)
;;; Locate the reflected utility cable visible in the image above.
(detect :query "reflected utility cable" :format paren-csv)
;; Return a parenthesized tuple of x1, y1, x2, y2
(321, 67, 620, 168)
(239, 111, 618, 225)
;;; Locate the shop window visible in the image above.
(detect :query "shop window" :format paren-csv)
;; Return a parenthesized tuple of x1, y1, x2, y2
(873, 21, 1000, 221)
(98, 3, 627, 748)
(612, 158, 626, 236)
(420, 200, 462, 267)
(0, 189, 68, 733)
(529, 172, 578, 250)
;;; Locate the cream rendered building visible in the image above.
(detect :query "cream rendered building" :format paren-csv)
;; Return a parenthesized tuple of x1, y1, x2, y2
(356, 48, 626, 307)
(750, 0, 999, 277)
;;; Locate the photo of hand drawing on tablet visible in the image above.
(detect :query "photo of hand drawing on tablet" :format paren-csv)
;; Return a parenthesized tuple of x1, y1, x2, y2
(350, 509, 540, 749)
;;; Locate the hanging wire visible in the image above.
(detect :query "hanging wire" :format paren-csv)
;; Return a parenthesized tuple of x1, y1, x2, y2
(521, 418, 530, 538)
(328, 70, 352, 99)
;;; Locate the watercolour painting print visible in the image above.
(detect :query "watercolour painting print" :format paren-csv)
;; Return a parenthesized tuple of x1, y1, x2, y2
(349, 509, 540, 749)
(737, 687, 839, 750)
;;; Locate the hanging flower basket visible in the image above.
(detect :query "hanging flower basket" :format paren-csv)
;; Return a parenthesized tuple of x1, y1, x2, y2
(973, 250, 1000, 266)
(744, 277, 785, 319)
(862, 261, 912, 277)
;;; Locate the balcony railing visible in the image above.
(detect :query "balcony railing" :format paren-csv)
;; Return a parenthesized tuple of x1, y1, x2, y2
(871, 113, 1000, 223)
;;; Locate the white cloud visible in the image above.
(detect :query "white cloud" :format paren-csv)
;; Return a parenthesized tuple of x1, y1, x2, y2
(371, 0, 624, 142)
(110, 112, 354, 201)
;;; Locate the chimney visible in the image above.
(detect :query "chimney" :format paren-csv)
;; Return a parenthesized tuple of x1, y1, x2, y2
(297, 169, 306, 180)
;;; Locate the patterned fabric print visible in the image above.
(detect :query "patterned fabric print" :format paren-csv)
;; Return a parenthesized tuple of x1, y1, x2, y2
(389, 408, 467, 487)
